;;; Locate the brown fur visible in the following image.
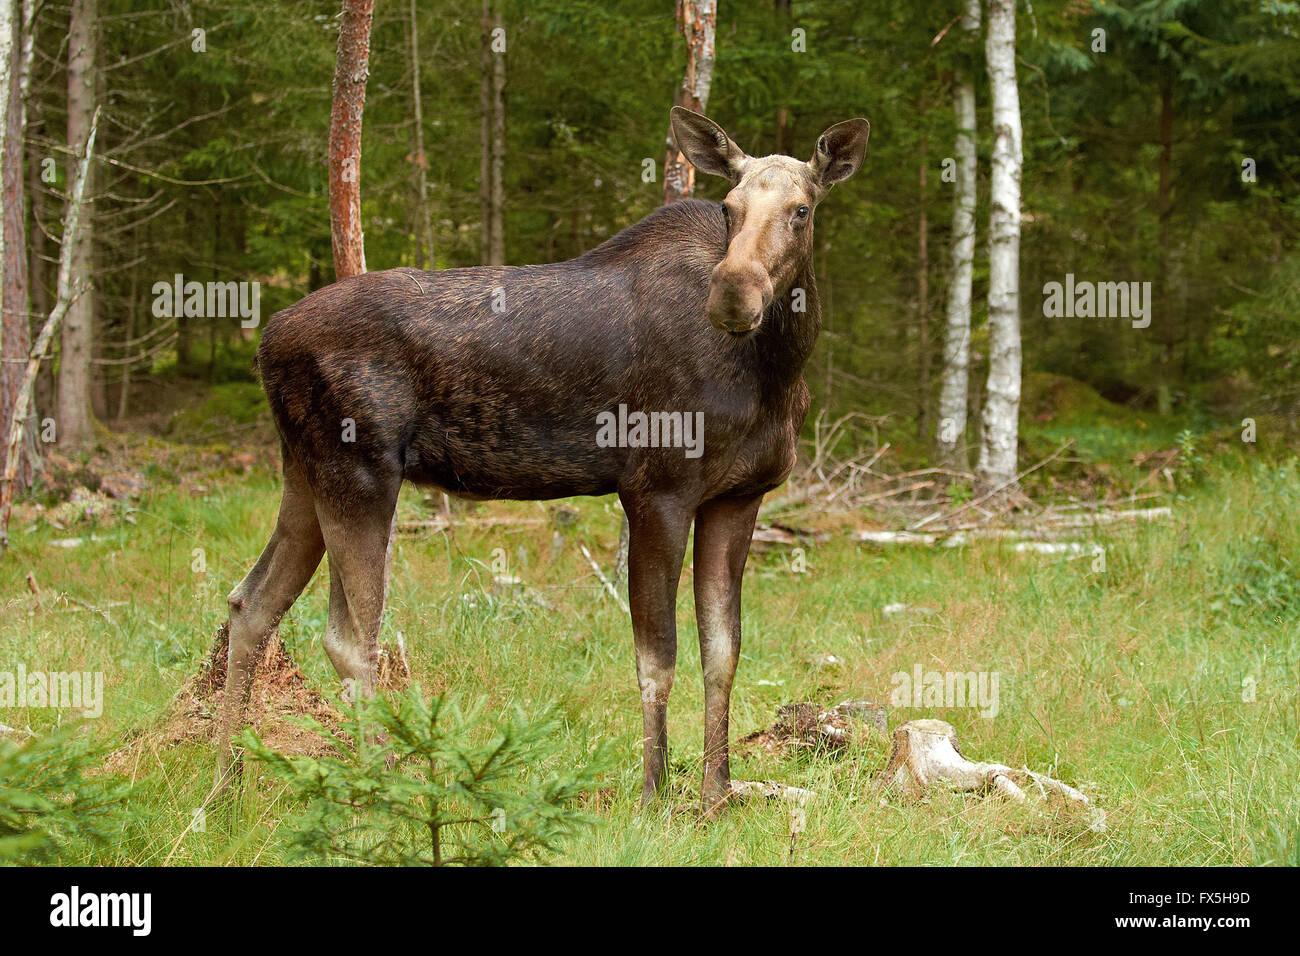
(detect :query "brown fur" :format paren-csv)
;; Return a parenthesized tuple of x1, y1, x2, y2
(215, 109, 869, 813)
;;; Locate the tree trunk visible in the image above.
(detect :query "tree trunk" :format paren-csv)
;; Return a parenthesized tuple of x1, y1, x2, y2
(117, 230, 137, 421)
(936, 0, 979, 470)
(408, 0, 432, 269)
(328, 0, 374, 281)
(1, 108, 98, 560)
(662, 0, 716, 204)
(0, 0, 31, 493)
(489, 3, 504, 266)
(916, 119, 930, 439)
(479, 0, 491, 264)
(58, 0, 96, 448)
(976, 0, 1022, 490)
(1155, 79, 1174, 413)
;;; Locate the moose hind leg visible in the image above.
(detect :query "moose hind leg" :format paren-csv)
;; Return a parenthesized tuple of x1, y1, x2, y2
(693, 493, 763, 814)
(216, 465, 325, 785)
(315, 492, 399, 702)
(322, 562, 368, 701)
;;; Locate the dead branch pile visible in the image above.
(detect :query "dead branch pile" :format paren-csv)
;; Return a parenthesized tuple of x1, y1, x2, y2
(738, 698, 888, 754)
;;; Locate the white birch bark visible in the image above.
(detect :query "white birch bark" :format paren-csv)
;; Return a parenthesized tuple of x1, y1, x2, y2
(976, 0, 1023, 488)
(936, 0, 980, 469)
(58, 0, 97, 447)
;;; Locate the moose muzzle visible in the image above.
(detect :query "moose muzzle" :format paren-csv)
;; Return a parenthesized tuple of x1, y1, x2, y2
(705, 260, 774, 334)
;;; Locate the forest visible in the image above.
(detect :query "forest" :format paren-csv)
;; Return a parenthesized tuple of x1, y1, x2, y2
(0, 0, 1297, 874)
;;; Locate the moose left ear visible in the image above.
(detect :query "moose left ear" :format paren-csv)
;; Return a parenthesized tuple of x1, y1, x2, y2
(809, 118, 870, 188)
(670, 107, 750, 184)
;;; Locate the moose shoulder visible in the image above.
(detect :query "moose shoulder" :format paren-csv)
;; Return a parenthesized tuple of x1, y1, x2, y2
(220, 108, 869, 814)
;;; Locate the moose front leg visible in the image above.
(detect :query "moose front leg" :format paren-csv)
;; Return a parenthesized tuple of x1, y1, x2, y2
(693, 493, 763, 814)
(622, 492, 695, 806)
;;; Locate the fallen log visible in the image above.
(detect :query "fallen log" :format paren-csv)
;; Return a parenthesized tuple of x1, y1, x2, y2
(878, 718, 1104, 830)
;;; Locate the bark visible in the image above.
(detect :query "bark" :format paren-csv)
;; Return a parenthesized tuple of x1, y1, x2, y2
(976, 0, 1022, 489)
(27, 98, 49, 436)
(479, 0, 491, 264)
(1, 108, 99, 560)
(408, 0, 432, 269)
(936, 0, 979, 470)
(58, 0, 96, 448)
(916, 120, 930, 438)
(0, 0, 31, 492)
(662, 0, 716, 203)
(116, 230, 137, 421)
(328, 0, 375, 280)
(489, 3, 504, 267)
(1156, 79, 1174, 413)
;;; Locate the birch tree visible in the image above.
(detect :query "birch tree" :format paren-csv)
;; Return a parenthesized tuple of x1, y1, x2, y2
(58, 0, 96, 447)
(976, 0, 1022, 488)
(329, 0, 375, 279)
(935, 0, 979, 469)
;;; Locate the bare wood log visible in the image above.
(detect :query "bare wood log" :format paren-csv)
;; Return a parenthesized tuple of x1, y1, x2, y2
(0, 106, 99, 560)
(879, 719, 1104, 830)
(855, 529, 940, 546)
(1040, 506, 1172, 529)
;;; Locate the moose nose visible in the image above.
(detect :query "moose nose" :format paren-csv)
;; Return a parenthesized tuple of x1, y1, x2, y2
(706, 261, 773, 334)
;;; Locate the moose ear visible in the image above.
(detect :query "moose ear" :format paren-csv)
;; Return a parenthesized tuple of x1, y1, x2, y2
(670, 107, 749, 184)
(809, 118, 870, 188)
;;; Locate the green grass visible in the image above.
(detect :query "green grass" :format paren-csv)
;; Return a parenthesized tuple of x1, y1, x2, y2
(1, 457, 1297, 866)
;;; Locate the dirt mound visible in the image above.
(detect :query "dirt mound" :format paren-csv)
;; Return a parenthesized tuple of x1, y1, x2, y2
(106, 625, 339, 774)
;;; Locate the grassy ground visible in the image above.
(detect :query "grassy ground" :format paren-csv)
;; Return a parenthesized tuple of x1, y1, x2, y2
(2, 439, 1297, 866)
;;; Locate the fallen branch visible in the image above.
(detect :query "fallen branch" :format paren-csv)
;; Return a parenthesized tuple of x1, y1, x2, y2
(578, 543, 628, 614)
(729, 779, 816, 806)
(910, 441, 1073, 531)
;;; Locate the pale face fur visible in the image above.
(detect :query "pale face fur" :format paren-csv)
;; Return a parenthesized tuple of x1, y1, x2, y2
(710, 155, 822, 333)
(670, 107, 870, 334)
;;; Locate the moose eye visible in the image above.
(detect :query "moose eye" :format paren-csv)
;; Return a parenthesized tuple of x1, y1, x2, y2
(794, 205, 810, 221)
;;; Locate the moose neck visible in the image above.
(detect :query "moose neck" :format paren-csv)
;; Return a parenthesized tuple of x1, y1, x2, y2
(753, 248, 821, 385)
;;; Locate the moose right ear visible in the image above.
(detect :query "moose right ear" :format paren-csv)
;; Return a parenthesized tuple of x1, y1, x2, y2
(670, 107, 749, 184)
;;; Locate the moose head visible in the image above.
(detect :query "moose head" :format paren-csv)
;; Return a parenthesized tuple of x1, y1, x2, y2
(669, 106, 870, 334)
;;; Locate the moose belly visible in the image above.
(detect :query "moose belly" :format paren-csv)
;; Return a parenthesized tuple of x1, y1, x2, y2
(400, 416, 622, 501)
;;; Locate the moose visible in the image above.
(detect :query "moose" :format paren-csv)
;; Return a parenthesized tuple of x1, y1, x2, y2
(217, 107, 869, 812)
